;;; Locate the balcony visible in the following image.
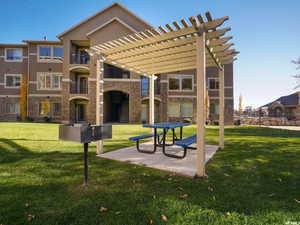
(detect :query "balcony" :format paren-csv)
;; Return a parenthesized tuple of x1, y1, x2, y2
(70, 76, 88, 94)
(70, 40, 90, 65)
(104, 63, 130, 79)
(70, 53, 90, 65)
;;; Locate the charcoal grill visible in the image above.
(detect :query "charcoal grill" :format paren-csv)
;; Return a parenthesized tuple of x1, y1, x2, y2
(59, 123, 112, 185)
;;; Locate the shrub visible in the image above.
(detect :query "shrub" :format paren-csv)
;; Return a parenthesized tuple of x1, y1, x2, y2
(25, 116, 34, 122)
(43, 116, 51, 123)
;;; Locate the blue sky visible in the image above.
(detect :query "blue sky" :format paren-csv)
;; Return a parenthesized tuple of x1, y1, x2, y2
(1, 0, 300, 108)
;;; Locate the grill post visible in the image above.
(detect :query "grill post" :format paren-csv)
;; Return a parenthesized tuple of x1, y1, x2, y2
(83, 142, 89, 185)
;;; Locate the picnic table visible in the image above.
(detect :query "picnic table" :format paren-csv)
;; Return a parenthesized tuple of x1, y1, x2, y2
(143, 122, 191, 158)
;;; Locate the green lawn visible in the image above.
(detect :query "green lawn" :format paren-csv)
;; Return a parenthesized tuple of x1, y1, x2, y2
(0, 123, 300, 225)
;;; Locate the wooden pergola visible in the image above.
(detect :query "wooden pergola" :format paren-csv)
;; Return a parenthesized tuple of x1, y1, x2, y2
(90, 12, 238, 177)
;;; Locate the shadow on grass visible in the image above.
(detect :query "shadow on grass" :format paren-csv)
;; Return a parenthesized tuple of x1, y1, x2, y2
(226, 126, 300, 138)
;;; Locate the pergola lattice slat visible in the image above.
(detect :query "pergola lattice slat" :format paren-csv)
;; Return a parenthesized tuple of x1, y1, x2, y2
(90, 17, 236, 75)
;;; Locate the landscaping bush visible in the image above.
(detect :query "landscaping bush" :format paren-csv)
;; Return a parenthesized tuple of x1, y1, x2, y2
(25, 116, 34, 122)
(43, 116, 51, 122)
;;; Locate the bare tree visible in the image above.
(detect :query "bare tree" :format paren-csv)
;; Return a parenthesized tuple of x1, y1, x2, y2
(292, 57, 300, 88)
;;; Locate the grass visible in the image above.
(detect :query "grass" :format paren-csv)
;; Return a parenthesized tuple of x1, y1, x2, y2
(0, 122, 300, 225)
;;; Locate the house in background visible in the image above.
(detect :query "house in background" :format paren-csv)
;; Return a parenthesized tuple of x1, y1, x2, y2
(262, 91, 300, 120)
(0, 2, 235, 124)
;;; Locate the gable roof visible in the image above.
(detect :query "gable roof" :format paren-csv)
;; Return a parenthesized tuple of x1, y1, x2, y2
(263, 92, 299, 107)
(57, 2, 152, 39)
(86, 17, 137, 36)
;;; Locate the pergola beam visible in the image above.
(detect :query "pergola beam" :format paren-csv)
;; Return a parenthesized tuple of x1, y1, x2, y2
(149, 75, 155, 124)
(96, 56, 104, 155)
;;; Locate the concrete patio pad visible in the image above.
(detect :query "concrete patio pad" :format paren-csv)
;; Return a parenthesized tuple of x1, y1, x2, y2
(99, 142, 219, 177)
(265, 126, 300, 131)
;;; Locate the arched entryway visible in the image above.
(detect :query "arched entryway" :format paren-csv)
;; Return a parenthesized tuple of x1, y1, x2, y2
(269, 102, 285, 117)
(104, 91, 129, 123)
(274, 107, 283, 117)
(69, 97, 89, 123)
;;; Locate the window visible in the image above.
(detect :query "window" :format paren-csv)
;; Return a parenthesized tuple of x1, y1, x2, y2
(53, 47, 63, 58)
(53, 103, 61, 116)
(140, 76, 160, 97)
(52, 75, 61, 89)
(6, 103, 20, 114)
(168, 103, 180, 117)
(38, 46, 63, 61)
(169, 77, 180, 90)
(5, 74, 21, 88)
(141, 76, 149, 97)
(181, 103, 193, 117)
(168, 103, 193, 118)
(182, 77, 193, 90)
(37, 73, 62, 90)
(168, 75, 193, 91)
(210, 103, 219, 115)
(5, 48, 22, 62)
(39, 101, 50, 116)
(208, 78, 219, 89)
(39, 46, 51, 58)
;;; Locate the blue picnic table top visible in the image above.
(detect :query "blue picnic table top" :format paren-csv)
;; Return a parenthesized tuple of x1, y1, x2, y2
(143, 122, 191, 129)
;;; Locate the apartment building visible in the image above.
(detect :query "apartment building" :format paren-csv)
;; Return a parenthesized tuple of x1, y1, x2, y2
(0, 2, 234, 124)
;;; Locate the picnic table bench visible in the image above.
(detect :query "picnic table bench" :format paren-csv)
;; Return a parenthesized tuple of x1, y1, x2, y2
(128, 131, 163, 154)
(173, 135, 197, 159)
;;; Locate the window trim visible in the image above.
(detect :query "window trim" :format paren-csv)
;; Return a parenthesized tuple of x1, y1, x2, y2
(208, 77, 219, 90)
(52, 102, 62, 116)
(210, 103, 220, 115)
(4, 48, 23, 62)
(168, 102, 181, 117)
(168, 102, 193, 118)
(168, 74, 194, 92)
(38, 101, 51, 116)
(4, 74, 22, 89)
(37, 45, 63, 63)
(180, 102, 193, 118)
(37, 72, 62, 90)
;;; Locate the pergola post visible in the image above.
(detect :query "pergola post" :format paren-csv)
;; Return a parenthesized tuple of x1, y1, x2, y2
(149, 74, 155, 124)
(219, 66, 225, 149)
(195, 33, 206, 177)
(96, 56, 104, 155)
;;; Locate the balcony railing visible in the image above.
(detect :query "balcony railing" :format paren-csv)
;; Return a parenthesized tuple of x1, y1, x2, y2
(70, 83, 88, 94)
(70, 53, 90, 64)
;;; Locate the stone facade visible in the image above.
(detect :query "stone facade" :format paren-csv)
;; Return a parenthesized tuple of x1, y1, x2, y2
(241, 117, 300, 126)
